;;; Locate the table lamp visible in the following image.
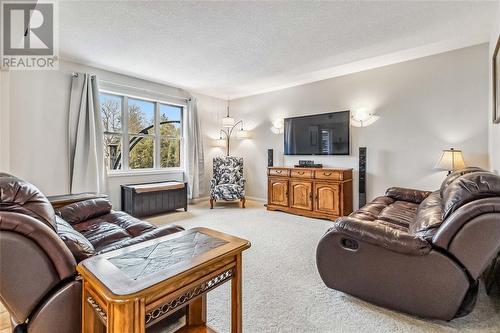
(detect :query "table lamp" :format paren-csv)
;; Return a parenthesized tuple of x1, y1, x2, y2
(435, 148, 466, 175)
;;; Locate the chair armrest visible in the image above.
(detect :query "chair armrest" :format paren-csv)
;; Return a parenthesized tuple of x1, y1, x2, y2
(328, 217, 431, 256)
(47, 192, 108, 209)
(385, 187, 432, 204)
(238, 177, 246, 186)
(210, 178, 217, 188)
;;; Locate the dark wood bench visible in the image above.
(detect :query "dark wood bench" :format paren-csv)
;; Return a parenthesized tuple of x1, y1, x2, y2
(121, 181, 188, 218)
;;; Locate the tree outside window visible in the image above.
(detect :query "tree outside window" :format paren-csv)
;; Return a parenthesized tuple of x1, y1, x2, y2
(100, 92, 183, 171)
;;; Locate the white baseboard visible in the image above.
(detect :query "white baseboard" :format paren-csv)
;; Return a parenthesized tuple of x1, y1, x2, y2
(189, 196, 266, 203)
(246, 196, 266, 202)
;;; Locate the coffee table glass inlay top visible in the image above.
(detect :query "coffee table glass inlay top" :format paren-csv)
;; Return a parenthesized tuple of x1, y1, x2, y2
(108, 231, 228, 280)
(77, 227, 251, 333)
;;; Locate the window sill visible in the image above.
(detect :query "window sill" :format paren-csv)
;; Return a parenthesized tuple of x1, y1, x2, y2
(107, 168, 184, 178)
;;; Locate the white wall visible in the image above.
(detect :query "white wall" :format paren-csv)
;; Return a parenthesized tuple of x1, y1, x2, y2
(0, 70, 10, 172)
(489, 3, 500, 174)
(4, 60, 224, 207)
(223, 45, 490, 208)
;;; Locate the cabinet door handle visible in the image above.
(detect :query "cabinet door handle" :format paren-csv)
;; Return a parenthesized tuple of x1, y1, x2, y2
(298, 171, 305, 175)
(323, 172, 332, 176)
(276, 170, 282, 174)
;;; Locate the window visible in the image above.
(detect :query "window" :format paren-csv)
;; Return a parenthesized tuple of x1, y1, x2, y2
(100, 92, 184, 172)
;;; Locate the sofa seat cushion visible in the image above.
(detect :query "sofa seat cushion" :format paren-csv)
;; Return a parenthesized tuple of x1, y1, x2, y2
(410, 191, 443, 241)
(351, 196, 395, 220)
(73, 211, 183, 253)
(56, 216, 95, 262)
(74, 219, 131, 250)
(96, 224, 185, 254)
(378, 201, 419, 228)
(351, 196, 417, 229)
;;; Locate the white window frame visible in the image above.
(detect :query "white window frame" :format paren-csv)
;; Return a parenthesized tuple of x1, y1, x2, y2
(100, 89, 187, 176)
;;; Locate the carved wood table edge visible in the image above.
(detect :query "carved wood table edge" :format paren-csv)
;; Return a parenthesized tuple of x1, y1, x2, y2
(77, 227, 251, 333)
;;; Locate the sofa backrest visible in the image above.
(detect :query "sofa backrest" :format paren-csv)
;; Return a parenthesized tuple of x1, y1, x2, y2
(439, 167, 485, 197)
(441, 171, 500, 220)
(0, 174, 80, 323)
(0, 173, 56, 231)
(431, 169, 500, 279)
(213, 156, 243, 185)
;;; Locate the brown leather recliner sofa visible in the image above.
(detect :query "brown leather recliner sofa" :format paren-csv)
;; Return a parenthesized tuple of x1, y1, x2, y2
(316, 167, 500, 320)
(0, 173, 184, 333)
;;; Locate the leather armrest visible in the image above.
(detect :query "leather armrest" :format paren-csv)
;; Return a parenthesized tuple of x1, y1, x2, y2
(47, 192, 108, 209)
(328, 217, 431, 256)
(385, 187, 432, 204)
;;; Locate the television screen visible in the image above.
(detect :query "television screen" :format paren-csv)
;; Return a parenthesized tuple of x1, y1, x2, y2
(284, 111, 350, 155)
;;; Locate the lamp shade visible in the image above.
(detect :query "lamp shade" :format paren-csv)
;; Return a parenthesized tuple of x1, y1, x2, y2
(222, 116, 235, 128)
(435, 148, 466, 171)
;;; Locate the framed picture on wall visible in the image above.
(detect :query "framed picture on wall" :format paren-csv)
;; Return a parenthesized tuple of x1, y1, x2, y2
(494, 34, 500, 124)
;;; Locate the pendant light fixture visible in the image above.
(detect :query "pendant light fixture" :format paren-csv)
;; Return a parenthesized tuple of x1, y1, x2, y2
(222, 100, 236, 128)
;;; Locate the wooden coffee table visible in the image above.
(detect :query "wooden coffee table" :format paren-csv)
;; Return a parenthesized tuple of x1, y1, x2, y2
(77, 227, 251, 333)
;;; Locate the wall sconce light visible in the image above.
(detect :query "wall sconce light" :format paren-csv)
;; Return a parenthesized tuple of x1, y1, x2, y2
(351, 107, 379, 127)
(271, 119, 284, 134)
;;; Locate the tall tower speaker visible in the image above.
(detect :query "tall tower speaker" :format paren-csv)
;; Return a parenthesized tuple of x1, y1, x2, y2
(268, 149, 274, 167)
(359, 147, 367, 208)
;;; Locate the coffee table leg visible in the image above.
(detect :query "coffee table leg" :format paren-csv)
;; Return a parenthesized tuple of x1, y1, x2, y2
(188, 294, 207, 326)
(83, 286, 105, 333)
(231, 254, 242, 333)
(108, 299, 145, 333)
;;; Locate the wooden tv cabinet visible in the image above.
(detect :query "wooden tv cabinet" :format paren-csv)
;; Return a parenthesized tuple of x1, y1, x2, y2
(267, 167, 353, 221)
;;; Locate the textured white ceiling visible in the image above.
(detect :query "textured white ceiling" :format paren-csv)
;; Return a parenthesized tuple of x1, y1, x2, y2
(59, 1, 497, 99)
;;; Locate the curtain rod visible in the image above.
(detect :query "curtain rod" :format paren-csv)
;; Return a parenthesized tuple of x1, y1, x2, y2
(72, 72, 190, 102)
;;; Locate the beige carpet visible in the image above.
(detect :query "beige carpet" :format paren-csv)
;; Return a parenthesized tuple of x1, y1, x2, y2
(148, 200, 500, 333)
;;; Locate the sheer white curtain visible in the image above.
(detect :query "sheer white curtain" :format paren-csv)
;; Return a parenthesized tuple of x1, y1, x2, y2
(68, 73, 107, 193)
(186, 97, 204, 199)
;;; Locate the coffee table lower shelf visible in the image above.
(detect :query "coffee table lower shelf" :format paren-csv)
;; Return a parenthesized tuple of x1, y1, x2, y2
(175, 324, 217, 333)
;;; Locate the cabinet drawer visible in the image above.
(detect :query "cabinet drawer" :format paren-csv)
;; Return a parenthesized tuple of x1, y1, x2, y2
(269, 168, 290, 177)
(314, 170, 343, 180)
(290, 169, 314, 178)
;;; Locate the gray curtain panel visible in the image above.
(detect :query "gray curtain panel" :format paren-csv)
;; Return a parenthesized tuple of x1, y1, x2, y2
(187, 97, 205, 199)
(68, 73, 107, 193)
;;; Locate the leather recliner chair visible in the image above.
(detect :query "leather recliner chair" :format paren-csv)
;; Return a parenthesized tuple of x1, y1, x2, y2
(0, 173, 184, 332)
(316, 167, 500, 320)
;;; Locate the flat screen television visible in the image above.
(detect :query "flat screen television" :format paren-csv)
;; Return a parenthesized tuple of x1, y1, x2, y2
(284, 110, 350, 155)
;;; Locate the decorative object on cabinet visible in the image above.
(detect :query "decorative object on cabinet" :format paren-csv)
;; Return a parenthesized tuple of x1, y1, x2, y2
(210, 156, 246, 209)
(267, 167, 353, 220)
(435, 148, 466, 175)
